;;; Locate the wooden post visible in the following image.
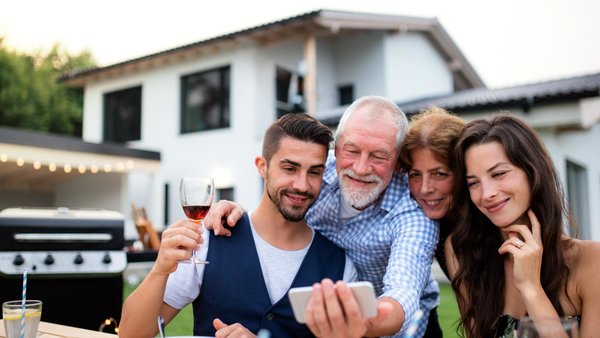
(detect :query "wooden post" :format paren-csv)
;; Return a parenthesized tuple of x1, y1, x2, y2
(304, 35, 317, 114)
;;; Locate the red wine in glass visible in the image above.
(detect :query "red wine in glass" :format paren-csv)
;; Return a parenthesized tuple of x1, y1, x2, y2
(180, 177, 214, 264)
(183, 205, 211, 223)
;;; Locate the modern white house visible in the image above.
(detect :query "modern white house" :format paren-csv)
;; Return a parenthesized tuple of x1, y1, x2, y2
(4, 9, 598, 242)
(58, 9, 484, 238)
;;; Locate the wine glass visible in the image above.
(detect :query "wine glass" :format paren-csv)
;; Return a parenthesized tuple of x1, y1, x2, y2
(518, 317, 579, 337)
(179, 177, 214, 264)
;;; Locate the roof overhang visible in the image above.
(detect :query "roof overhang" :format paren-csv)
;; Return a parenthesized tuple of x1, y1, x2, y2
(0, 127, 160, 192)
(61, 9, 484, 89)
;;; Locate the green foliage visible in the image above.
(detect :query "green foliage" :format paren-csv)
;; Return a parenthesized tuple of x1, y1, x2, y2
(0, 38, 96, 136)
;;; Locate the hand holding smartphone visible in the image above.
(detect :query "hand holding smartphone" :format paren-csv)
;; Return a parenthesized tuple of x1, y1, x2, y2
(288, 281, 378, 323)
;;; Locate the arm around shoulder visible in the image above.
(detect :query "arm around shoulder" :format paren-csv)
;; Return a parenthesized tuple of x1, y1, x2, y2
(203, 200, 245, 236)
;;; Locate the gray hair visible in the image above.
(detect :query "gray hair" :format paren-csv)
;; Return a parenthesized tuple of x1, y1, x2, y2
(334, 95, 408, 151)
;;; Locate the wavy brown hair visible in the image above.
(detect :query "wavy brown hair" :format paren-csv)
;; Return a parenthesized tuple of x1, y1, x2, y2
(450, 114, 576, 337)
(399, 106, 465, 173)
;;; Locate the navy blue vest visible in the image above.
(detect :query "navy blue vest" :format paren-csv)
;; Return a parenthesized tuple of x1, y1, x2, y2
(193, 213, 346, 337)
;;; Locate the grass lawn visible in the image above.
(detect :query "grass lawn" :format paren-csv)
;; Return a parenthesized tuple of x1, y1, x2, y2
(124, 281, 461, 337)
(438, 282, 461, 338)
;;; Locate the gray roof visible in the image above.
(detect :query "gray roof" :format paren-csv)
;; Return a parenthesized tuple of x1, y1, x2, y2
(61, 9, 483, 89)
(398, 72, 600, 115)
(0, 126, 160, 160)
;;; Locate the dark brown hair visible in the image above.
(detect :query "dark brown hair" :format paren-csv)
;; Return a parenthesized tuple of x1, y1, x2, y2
(262, 113, 332, 162)
(450, 114, 576, 337)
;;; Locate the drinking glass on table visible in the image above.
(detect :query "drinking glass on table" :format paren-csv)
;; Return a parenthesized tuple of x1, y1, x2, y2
(518, 316, 579, 338)
(179, 177, 214, 264)
(2, 300, 42, 338)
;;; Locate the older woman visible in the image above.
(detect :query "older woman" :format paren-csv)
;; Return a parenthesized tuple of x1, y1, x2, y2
(399, 106, 465, 278)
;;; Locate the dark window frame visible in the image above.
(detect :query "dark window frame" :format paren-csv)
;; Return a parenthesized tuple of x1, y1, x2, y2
(103, 86, 142, 143)
(180, 65, 231, 134)
(338, 84, 354, 106)
(275, 66, 305, 118)
(217, 187, 235, 202)
(566, 159, 590, 239)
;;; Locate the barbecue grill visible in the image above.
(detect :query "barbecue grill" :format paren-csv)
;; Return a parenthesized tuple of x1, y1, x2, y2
(0, 207, 126, 331)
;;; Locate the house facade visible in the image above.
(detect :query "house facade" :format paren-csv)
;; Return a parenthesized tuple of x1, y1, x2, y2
(62, 10, 483, 237)
(61, 9, 599, 242)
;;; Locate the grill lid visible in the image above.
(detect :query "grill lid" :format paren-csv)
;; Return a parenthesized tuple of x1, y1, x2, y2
(0, 207, 125, 251)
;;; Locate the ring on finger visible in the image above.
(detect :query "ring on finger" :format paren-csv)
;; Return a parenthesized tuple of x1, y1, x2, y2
(515, 239, 524, 248)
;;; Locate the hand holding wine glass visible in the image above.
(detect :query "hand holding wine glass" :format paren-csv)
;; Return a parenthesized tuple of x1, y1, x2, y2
(180, 177, 214, 264)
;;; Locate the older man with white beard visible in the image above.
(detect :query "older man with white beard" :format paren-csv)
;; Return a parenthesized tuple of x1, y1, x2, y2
(206, 96, 440, 338)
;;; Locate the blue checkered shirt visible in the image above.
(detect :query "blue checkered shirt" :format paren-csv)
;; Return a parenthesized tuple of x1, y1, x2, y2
(306, 155, 440, 338)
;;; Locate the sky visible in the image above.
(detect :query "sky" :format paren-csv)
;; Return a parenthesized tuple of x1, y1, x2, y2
(1, 0, 599, 88)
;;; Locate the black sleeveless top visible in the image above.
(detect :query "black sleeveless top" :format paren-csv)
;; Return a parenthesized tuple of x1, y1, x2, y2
(434, 219, 451, 279)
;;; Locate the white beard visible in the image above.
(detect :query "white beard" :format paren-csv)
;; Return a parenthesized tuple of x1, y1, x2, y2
(338, 168, 385, 209)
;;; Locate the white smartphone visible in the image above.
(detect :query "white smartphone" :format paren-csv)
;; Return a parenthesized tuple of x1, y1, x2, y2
(288, 281, 378, 323)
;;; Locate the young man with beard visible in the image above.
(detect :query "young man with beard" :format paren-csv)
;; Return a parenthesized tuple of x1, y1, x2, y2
(205, 96, 441, 338)
(119, 113, 357, 338)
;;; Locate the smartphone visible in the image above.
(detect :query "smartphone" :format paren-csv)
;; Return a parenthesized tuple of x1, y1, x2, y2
(287, 281, 378, 323)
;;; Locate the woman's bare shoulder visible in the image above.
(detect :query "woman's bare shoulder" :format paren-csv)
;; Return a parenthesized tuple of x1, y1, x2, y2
(570, 239, 600, 289)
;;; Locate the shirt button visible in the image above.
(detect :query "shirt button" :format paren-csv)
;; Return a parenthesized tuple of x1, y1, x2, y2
(266, 314, 274, 320)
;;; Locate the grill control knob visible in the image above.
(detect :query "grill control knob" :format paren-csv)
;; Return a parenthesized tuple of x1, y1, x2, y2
(44, 254, 55, 265)
(74, 253, 84, 265)
(102, 253, 112, 264)
(13, 254, 25, 266)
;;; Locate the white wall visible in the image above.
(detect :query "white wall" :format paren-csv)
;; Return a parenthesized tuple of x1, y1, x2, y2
(84, 45, 268, 227)
(333, 31, 386, 100)
(548, 124, 600, 240)
(384, 31, 453, 102)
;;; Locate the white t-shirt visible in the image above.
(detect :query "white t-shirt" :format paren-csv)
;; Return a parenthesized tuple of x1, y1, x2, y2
(164, 212, 358, 309)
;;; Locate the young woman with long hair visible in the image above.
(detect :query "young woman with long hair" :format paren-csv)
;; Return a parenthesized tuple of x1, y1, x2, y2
(445, 114, 600, 337)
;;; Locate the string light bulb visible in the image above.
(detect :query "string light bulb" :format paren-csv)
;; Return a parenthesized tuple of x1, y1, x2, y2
(33, 161, 41, 170)
(99, 317, 119, 334)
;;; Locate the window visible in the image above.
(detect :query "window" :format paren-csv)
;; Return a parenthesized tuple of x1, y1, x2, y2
(103, 86, 142, 143)
(217, 187, 234, 202)
(566, 160, 590, 239)
(164, 183, 169, 226)
(338, 84, 354, 105)
(181, 66, 230, 133)
(275, 66, 305, 118)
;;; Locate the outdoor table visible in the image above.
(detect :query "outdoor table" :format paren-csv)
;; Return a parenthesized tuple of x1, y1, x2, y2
(0, 320, 117, 338)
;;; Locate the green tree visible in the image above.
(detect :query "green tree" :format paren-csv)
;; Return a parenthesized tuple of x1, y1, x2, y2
(0, 37, 96, 136)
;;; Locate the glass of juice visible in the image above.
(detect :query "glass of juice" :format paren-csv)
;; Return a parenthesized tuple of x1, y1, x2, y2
(2, 300, 42, 338)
